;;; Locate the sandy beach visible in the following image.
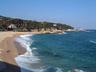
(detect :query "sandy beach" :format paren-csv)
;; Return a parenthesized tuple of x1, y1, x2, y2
(0, 31, 64, 72)
(0, 32, 41, 72)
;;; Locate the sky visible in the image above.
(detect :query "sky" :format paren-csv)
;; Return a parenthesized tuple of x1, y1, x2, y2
(0, 0, 96, 29)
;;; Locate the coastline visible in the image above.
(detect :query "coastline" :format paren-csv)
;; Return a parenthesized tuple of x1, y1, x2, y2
(0, 32, 41, 72)
(0, 31, 65, 72)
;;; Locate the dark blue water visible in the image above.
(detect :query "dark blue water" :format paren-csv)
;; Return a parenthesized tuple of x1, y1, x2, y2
(30, 30, 96, 72)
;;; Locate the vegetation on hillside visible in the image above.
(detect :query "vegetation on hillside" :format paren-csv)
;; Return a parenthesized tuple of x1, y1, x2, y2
(0, 15, 74, 31)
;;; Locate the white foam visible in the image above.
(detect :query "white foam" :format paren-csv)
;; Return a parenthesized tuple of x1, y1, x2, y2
(56, 67, 63, 72)
(90, 40, 96, 44)
(58, 32, 67, 35)
(74, 69, 85, 72)
(20, 34, 33, 37)
(68, 69, 85, 72)
(15, 34, 45, 72)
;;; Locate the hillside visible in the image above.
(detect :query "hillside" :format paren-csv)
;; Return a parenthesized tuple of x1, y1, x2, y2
(0, 15, 74, 31)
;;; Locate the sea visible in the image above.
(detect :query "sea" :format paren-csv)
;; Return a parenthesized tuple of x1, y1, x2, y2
(15, 30, 96, 72)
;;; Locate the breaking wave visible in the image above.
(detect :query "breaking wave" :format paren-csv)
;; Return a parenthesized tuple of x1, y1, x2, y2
(15, 34, 63, 72)
(15, 34, 44, 72)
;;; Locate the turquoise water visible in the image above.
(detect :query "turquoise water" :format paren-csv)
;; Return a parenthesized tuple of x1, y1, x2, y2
(29, 30, 96, 72)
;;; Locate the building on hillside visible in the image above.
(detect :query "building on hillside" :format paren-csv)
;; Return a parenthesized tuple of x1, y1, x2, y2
(7, 24, 17, 31)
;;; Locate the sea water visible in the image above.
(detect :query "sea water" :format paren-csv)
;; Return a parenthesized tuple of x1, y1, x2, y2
(15, 30, 96, 72)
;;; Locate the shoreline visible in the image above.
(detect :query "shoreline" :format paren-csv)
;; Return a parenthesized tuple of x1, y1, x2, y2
(14, 40, 27, 55)
(0, 32, 42, 72)
(0, 31, 65, 72)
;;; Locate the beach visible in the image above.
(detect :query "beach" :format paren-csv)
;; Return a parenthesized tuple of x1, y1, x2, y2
(0, 30, 65, 72)
(0, 31, 95, 72)
(0, 32, 41, 72)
